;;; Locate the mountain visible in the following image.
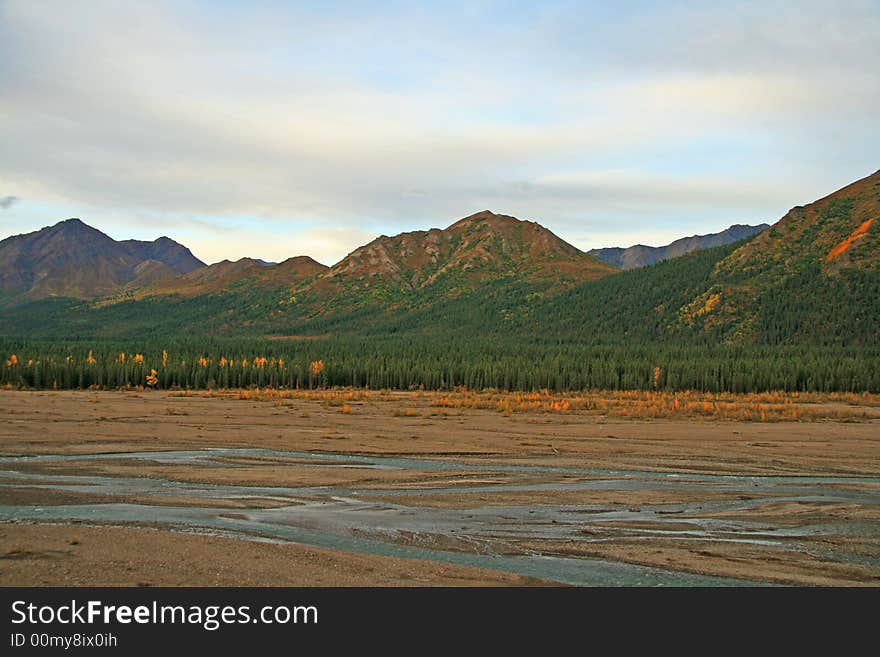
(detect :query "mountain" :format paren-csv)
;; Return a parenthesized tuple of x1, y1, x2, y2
(589, 224, 769, 270)
(530, 169, 878, 347)
(0, 218, 205, 300)
(0, 210, 619, 335)
(0, 170, 877, 349)
(298, 210, 617, 313)
(667, 169, 879, 341)
(134, 256, 327, 299)
(1, 175, 877, 395)
(715, 171, 879, 277)
(120, 236, 205, 274)
(324, 210, 616, 288)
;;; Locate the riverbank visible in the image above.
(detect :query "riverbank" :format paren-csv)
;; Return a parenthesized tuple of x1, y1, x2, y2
(1, 390, 878, 586)
(0, 523, 548, 586)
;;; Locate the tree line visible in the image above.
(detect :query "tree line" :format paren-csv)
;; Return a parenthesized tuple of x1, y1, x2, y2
(2, 338, 878, 393)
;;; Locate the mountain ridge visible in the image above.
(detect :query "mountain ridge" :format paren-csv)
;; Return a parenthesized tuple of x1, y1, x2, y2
(0, 218, 205, 300)
(1, 169, 877, 348)
(589, 223, 769, 270)
(134, 255, 328, 299)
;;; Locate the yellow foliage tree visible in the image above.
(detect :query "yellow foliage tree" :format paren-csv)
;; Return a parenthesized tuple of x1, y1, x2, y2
(309, 359, 325, 389)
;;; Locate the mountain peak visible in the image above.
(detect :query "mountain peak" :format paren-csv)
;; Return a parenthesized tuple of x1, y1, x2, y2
(460, 209, 501, 221)
(0, 219, 205, 299)
(448, 210, 524, 231)
(56, 217, 105, 232)
(310, 210, 615, 307)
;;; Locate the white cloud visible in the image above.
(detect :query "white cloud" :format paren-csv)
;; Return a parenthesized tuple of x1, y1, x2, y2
(0, 0, 877, 258)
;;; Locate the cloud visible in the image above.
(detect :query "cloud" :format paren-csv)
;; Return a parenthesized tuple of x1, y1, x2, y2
(0, 0, 877, 258)
(0, 196, 18, 210)
(525, 169, 789, 209)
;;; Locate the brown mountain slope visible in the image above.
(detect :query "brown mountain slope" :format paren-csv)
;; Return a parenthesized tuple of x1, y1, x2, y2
(120, 236, 205, 275)
(135, 256, 328, 298)
(677, 169, 880, 334)
(0, 219, 205, 300)
(304, 210, 616, 304)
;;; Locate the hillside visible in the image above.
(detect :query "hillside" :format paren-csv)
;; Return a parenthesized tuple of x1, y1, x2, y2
(0, 219, 205, 300)
(675, 169, 880, 342)
(130, 256, 327, 299)
(298, 210, 617, 314)
(590, 224, 769, 270)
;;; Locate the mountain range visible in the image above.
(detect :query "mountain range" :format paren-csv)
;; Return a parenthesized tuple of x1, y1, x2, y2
(0, 212, 763, 303)
(0, 169, 877, 346)
(588, 223, 769, 270)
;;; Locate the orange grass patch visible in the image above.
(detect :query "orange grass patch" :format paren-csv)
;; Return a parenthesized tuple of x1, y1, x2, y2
(827, 218, 875, 261)
(182, 386, 880, 422)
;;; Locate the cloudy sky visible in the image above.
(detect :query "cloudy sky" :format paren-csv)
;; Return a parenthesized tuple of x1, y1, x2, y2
(1, 1, 878, 265)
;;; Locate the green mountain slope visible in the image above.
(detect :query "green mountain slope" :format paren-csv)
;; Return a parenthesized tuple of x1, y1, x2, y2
(673, 169, 880, 343)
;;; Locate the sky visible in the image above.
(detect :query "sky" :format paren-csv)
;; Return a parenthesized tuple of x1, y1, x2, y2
(1, 1, 878, 266)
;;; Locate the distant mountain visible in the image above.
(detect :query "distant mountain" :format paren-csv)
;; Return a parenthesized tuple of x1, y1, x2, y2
(120, 236, 205, 274)
(589, 224, 769, 270)
(0, 218, 205, 300)
(135, 256, 326, 299)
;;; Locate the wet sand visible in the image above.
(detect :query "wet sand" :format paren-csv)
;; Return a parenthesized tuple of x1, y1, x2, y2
(0, 523, 546, 586)
(1, 390, 878, 586)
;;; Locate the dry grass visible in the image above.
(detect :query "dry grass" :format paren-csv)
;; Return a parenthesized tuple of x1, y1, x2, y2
(162, 386, 880, 422)
(429, 389, 879, 422)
